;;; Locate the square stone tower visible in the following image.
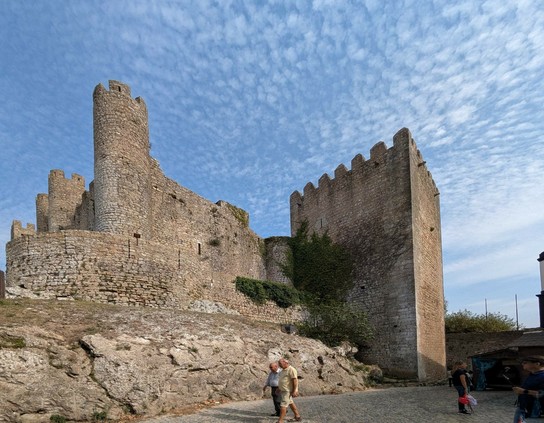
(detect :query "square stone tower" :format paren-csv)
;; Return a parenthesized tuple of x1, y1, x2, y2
(290, 128, 445, 380)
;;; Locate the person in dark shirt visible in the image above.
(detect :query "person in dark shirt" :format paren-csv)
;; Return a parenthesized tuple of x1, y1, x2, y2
(452, 360, 470, 414)
(512, 356, 544, 423)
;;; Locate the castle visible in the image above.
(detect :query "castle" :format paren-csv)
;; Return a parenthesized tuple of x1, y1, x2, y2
(5, 80, 445, 380)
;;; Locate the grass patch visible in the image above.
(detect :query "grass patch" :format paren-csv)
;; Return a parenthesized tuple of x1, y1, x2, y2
(225, 203, 249, 227)
(0, 334, 26, 349)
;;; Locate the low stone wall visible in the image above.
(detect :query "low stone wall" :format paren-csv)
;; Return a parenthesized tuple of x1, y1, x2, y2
(446, 331, 524, 366)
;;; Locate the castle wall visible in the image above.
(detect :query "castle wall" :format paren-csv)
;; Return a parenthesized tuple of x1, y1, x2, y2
(74, 188, 94, 231)
(6, 80, 293, 323)
(93, 81, 151, 237)
(290, 128, 444, 380)
(11, 221, 36, 239)
(5, 230, 298, 323)
(264, 237, 292, 284)
(145, 162, 267, 287)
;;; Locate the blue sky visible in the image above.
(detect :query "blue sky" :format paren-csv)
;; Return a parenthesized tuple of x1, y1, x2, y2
(1, 1, 543, 328)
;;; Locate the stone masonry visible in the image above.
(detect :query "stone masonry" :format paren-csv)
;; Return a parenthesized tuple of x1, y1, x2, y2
(290, 128, 445, 380)
(5, 80, 445, 380)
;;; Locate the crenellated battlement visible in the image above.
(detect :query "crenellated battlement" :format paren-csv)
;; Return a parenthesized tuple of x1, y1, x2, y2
(93, 80, 147, 110)
(11, 220, 36, 240)
(291, 128, 438, 206)
(47, 169, 87, 232)
(48, 169, 85, 188)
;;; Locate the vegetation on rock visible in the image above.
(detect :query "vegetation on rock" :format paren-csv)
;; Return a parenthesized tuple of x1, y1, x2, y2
(235, 276, 305, 308)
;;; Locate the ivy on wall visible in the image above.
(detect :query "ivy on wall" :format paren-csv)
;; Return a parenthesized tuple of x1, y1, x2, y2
(283, 220, 354, 303)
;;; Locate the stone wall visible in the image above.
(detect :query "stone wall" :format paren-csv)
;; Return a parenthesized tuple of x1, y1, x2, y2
(6, 230, 300, 323)
(264, 237, 292, 285)
(446, 331, 524, 366)
(290, 128, 444, 380)
(409, 133, 446, 381)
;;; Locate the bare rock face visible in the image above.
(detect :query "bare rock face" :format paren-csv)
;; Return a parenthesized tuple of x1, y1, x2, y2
(0, 300, 376, 422)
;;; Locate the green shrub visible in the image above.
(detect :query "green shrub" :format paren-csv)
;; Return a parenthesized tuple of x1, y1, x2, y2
(92, 410, 108, 421)
(208, 238, 221, 247)
(235, 277, 303, 308)
(235, 277, 268, 304)
(0, 334, 26, 349)
(50, 415, 66, 423)
(297, 301, 373, 347)
(283, 221, 354, 303)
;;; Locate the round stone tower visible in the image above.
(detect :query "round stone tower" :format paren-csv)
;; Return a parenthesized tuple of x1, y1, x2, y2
(93, 80, 151, 237)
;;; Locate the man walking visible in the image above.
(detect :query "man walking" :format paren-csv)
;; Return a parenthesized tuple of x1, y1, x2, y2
(512, 356, 544, 422)
(277, 357, 302, 423)
(263, 361, 281, 417)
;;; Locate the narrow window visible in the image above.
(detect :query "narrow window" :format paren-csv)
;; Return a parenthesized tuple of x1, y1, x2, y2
(197, 242, 201, 255)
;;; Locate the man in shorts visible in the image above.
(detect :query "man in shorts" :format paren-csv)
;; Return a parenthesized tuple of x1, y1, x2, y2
(277, 357, 302, 422)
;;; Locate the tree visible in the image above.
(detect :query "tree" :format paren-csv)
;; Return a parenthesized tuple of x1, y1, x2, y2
(298, 301, 373, 347)
(445, 309, 519, 333)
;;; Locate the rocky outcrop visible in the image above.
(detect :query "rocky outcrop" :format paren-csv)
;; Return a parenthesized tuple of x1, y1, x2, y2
(0, 300, 376, 422)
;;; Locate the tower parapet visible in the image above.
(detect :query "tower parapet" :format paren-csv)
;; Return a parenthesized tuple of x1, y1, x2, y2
(11, 220, 36, 239)
(93, 80, 150, 237)
(47, 170, 86, 232)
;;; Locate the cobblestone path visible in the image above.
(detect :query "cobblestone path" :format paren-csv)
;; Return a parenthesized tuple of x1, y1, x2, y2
(142, 385, 516, 423)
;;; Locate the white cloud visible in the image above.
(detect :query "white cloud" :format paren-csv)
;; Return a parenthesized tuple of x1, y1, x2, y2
(1, 0, 543, 326)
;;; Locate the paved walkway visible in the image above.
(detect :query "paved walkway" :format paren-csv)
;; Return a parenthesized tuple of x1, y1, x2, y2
(142, 386, 517, 423)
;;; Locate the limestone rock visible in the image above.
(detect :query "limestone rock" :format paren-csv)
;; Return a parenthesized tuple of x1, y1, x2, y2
(0, 300, 374, 422)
